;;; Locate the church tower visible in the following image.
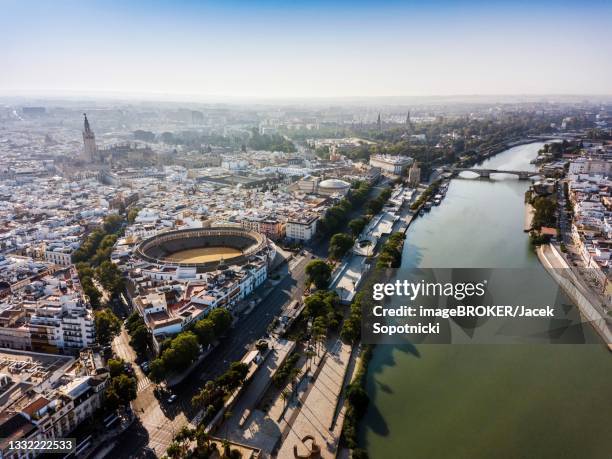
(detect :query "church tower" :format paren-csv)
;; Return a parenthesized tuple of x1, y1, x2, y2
(82, 113, 97, 162)
(377, 113, 382, 132)
(408, 160, 421, 188)
(405, 111, 413, 132)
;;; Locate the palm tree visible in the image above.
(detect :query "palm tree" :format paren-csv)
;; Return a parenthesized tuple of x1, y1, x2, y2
(290, 368, 303, 399)
(311, 326, 323, 357)
(305, 349, 316, 374)
(195, 425, 211, 456)
(174, 426, 195, 457)
(313, 324, 327, 357)
(221, 439, 231, 459)
(166, 441, 182, 459)
(279, 388, 291, 421)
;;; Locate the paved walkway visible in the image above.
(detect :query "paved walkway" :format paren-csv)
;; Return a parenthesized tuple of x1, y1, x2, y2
(276, 342, 352, 459)
(218, 339, 295, 454)
(538, 244, 612, 347)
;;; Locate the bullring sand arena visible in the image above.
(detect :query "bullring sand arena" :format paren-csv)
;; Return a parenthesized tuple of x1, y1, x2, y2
(165, 247, 242, 263)
(134, 227, 269, 271)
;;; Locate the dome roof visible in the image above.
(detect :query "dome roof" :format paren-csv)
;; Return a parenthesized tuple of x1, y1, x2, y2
(319, 179, 350, 189)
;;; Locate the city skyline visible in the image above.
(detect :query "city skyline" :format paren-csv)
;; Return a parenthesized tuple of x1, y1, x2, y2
(1, 2, 611, 458)
(2, 0, 612, 99)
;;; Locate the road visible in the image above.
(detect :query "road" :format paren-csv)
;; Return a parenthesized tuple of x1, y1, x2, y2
(105, 181, 386, 458)
(107, 254, 311, 458)
(554, 179, 610, 322)
(104, 326, 190, 457)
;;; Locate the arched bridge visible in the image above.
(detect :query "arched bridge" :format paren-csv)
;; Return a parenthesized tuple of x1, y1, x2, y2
(446, 167, 540, 180)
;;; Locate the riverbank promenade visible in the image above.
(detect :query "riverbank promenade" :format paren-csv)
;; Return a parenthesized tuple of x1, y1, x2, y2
(538, 243, 612, 350)
(276, 342, 354, 459)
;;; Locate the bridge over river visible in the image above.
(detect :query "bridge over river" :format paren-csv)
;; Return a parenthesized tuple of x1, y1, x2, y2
(445, 167, 540, 180)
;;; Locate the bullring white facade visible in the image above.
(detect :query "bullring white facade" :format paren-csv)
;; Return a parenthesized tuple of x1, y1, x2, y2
(115, 227, 275, 341)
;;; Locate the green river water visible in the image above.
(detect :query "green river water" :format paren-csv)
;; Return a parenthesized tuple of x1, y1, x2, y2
(360, 142, 612, 459)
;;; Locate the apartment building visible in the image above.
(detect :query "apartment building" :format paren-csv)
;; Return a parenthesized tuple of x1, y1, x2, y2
(0, 352, 108, 459)
(0, 268, 95, 354)
(132, 258, 268, 339)
(286, 215, 318, 241)
(240, 217, 285, 240)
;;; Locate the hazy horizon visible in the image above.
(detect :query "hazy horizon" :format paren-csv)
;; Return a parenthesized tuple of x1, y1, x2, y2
(2, 1, 612, 99)
(2, 92, 611, 109)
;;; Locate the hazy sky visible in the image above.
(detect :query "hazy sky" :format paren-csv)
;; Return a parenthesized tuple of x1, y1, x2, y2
(2, 0, 611, 99)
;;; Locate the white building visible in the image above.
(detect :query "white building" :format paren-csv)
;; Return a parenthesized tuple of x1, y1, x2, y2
(44, 246, 73, 266)
(0, 353, 108, 459)
(369, 154, 413, 176)
(0, 268, 96, 353)
(286, 215, 318, 241)
(568, 157, 612, 177)
(317, 179, 350, 197)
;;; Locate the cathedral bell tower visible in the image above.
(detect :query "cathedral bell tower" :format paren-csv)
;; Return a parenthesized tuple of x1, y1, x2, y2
(82, 113, 98, 162)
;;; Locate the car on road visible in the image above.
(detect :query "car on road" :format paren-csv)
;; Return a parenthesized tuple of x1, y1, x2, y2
(167, 394, 177, 404)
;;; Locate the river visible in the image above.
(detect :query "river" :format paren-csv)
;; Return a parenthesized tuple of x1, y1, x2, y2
(360, 142, 612, 459)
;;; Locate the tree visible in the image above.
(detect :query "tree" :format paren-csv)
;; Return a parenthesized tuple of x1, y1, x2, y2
(312, 316, 328, 356)
(76, 263, 102, 308)
(279, 389, 291, 419)
(95, 309, 121, 344)
(290, 367, 303, 398)
(366, 197, 384, 215)
(127, 208, 140, 224)
(105, 374, 137, 409)
(175, 426, 195, 452)
(328, 233, 354, 260)
(216, 362, 249, 392)
(247, 127, 296, 152)
(129, 324, 150, 356)
(532, 196, 557, 229)
(340, 318, 360, 344)
(102, 214, 123, 234)
(161, 331, 200, 373)
(305, 260, 332, 290)
(348, 217, 367, 237)
(194, 318, 216, 347)
(303, 290, 339, 323)
(304, 293, 327, 318)
(166, 442, 182, 459)
(352, 449, 370, 459)
(96, 260, 125, 296)
(208, 308, 233, 336)
(148, 359, 165, 382)
(195, 425, 212, 456)
(346, 383, 370, 417)
(376, 232, 405, 268)
(255, 340, 268, 353)
(192, 380, 223, 410)
(126, 311, 144, 334)
(107, 359, 125, 378)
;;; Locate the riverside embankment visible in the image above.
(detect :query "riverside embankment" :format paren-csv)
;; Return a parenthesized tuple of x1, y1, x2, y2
(538, 243, 612, 350)
(359, 141, 612, 459)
